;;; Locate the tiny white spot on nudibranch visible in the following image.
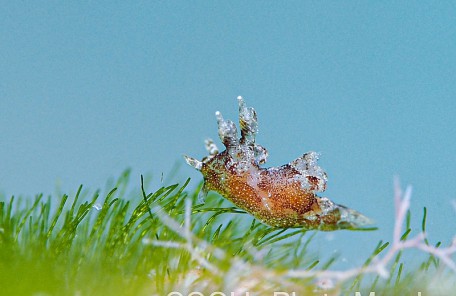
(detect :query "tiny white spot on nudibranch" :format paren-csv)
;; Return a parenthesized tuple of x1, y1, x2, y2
(261, 196, 272, 212)
(215, 111, 222, 120)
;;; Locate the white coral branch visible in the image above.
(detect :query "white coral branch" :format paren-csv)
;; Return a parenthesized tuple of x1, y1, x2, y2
(142, 198, 224, 274)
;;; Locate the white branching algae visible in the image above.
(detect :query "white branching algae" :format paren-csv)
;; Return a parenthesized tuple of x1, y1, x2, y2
(185, 96, 372, 230)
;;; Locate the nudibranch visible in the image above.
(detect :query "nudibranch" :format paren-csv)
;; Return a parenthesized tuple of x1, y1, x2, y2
(184, 97, 372, 230)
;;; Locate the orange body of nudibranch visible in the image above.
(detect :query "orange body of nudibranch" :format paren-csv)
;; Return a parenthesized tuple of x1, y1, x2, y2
(185, 97, 371, 230)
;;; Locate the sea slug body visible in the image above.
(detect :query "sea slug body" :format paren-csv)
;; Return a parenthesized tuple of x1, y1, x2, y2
(185, 97, 371, 230)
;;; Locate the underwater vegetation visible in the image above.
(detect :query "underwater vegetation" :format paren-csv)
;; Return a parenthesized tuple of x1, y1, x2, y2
(0, 171, 455, 295)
